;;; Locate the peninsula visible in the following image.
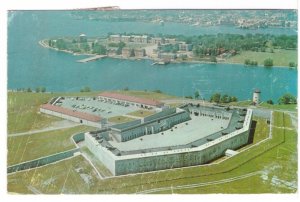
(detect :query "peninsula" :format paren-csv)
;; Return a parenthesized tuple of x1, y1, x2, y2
(40, 33, 297, 67)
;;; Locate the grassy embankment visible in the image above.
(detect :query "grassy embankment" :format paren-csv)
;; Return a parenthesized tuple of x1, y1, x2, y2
(7, 125, 94, 166)
(225, 49, 297, 67)
(7, 155, 100, 194)
(259, 103, 297, 111)
(225, 100, 297, 111)
(8, 111, 297, 194)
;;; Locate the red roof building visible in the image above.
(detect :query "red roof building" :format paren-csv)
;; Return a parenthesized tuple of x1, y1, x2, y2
(40, 104, 102, 122)
(98, 92, 163, 107)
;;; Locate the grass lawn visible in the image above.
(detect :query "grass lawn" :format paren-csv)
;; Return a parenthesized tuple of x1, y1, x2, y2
(229, 100, 253, 107)
(7, 155, 100, 194)
(7, 92, 102, 134)
(224, 100, 297, 112)
(259, 103, 297, 111)
(127, 110, 155, 118)
(107, 116, 136, 123)
(225, 49, 297, 67)
(168, 103, 182, 108)
(7, 125, 94, 166)
(250, 116, 270, 144)
(113, 90, 176, 100)
(8, 92, 61, 134)
(81, 146, 113, 177)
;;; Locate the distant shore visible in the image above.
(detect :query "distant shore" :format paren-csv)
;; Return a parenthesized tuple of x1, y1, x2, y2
(39, 40, 296, 69)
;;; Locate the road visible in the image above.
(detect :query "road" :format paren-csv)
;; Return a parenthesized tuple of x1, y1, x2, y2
(8, 123, 81, 137)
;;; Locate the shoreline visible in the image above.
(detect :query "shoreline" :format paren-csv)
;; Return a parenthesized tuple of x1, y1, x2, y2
(39, 40, 296, 69)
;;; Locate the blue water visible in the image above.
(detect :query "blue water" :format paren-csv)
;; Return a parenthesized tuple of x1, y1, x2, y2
(8, 11, 297, 101)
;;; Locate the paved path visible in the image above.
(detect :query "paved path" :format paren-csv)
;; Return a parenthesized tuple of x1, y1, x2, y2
(27, 185, 43, 194)
(136, 171, 262, 194)
(8, 123, 81, 137)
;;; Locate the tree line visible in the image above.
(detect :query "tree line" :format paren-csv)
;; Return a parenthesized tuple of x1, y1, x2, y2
(15, 87, 47, 93)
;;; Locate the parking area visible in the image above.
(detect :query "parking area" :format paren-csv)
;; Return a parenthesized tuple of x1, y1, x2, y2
(54, 97, 142, 119)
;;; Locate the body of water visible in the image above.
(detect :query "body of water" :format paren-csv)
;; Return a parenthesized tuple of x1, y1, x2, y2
(8, 11, 297, 101)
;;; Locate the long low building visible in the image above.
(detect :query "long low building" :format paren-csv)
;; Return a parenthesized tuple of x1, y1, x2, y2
(85, 105, 253, 176)
(40, 98, 103, 128)
(110, 107, 191, 142)
(98, 92, 164, 108)
(40, 93, 164, 128)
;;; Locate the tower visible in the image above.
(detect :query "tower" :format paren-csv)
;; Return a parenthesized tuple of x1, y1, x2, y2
(253, 89, 261, 105)
(79, 34, 87, 42)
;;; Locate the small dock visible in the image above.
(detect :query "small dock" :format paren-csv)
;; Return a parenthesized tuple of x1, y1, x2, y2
(77, 55, 107, 63)
(151, 59, 170, 65)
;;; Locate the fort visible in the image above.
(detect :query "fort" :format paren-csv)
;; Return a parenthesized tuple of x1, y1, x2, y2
(40, 92, 253, 176)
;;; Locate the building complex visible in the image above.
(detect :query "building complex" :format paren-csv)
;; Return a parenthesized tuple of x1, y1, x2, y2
(40, 92, 253, 176)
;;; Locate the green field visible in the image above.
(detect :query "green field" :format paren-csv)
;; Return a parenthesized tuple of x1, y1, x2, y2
(259, 103, 297, 111)
(127, 110, 155, 118)
(7, 92, 102, 134)
(108, 116, 136, 123)
(113, 90, 176, 100)
(8, 112, 296, 194)
(250, 116, 270, 144)
(7, 155, 100, 194)
(7, 125, 94, 166)
(81, 146, 113, 177)
(225, 49, 297, 67)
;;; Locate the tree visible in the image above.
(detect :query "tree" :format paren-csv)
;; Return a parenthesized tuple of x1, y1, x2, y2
(264, 58, 273, 67)
(231, 96, 238, 102)
(48, 40, 52, 47)
(266, 99, 274, 105)
(210, 56, 217, 63)
(41, 87, 46, 93)
(56, 38, 67, 50)
(27, 88, 32, 92)
(278, 93, 297, 104)
(289, 62, 296, 67)
(35, 87, 40, 93)
(80, 86, 91, 92)
(210, 93, 221, 103)
(221, 94, 229, 103)
(118, 42, 126, 49)
(244, 59, 251, 65)
(108, 42, 118, 47)
(92, 43, 107, 55)
(153, 89, 162, 93)
(123, 87, 129, 91)
(250, 61, 258, 66)
(194, 91, 200, 99)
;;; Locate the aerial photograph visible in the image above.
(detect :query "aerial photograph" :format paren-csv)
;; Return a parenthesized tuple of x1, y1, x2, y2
(7, 8, 297, 194)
